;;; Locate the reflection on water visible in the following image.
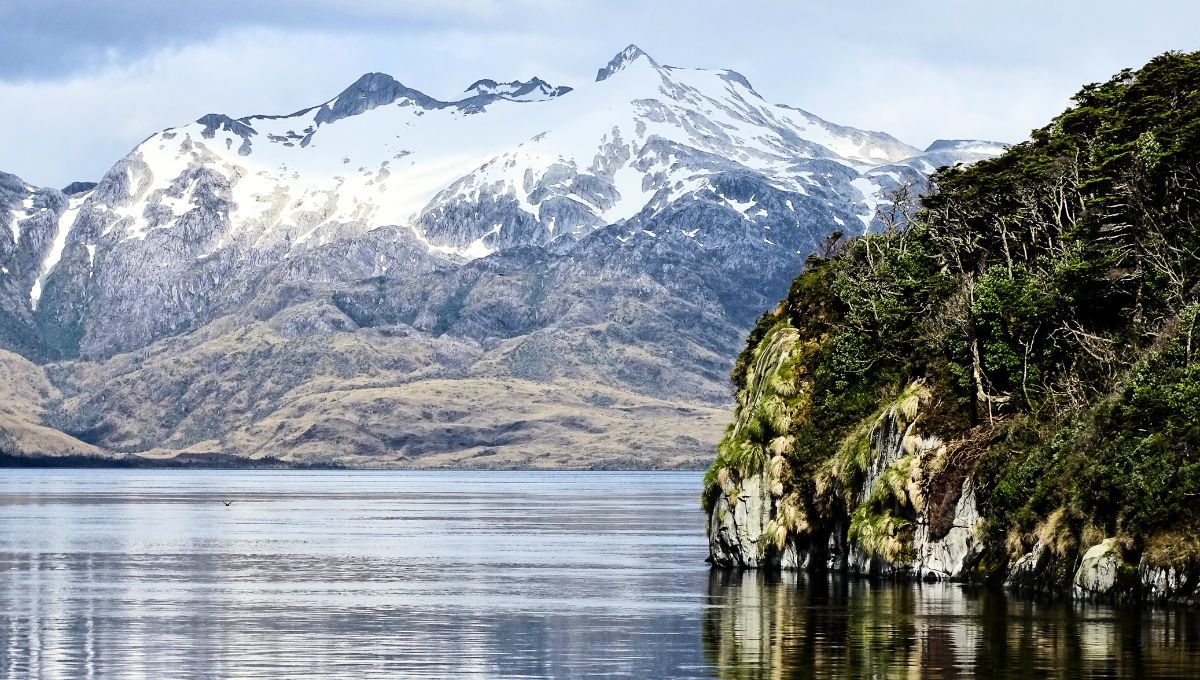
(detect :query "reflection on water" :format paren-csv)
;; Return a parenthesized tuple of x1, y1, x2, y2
(703, 570, 1200, 679)
(0, 471, 1197, 679)
(0, 470, 716, 679)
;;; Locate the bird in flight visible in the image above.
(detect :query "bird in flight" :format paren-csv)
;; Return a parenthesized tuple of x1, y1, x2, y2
(223, 501, 232, 506)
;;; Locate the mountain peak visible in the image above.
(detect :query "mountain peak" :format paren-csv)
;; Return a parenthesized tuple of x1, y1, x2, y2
(595, 44, 657, 82)
(346, 72, 400, 93)
(314, 72, 439, 125)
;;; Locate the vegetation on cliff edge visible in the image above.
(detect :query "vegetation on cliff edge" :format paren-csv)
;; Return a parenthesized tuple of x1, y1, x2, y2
(705, 50, 1200, 569)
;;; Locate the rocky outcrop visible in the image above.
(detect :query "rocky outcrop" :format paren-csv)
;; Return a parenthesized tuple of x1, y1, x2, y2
(707, 474, 775, 568)
(463, 77, 572, 101)
(705, 378, 1199, 605)
(1004, 537, 1200, 605)
(709, 449, 1200, 605)
(1139, 562, 1200, 605)
(913, 478, 982, 580)
(1073, 538, 1126, 596)
(1003, 542, 1074, 594)
(707, 380, 986, 579)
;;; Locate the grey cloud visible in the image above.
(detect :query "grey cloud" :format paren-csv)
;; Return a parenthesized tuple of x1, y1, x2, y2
(0, 0, 524, 80)
(0, 0, 1197, 186)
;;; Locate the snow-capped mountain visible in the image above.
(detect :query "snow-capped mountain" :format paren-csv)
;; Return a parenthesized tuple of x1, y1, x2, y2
(0, 45, 1002, 467)
(36, 44, 984, 260)
(9, 45, 997, 355)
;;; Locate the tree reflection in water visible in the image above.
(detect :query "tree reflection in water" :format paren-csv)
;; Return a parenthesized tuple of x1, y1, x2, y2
(702, 570, 1200, 679)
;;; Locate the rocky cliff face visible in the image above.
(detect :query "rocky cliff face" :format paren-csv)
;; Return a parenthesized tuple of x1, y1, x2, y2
(707, 378, 985, 579)
(706, 375, 1199, 605)
(703, 252, 1200, 606)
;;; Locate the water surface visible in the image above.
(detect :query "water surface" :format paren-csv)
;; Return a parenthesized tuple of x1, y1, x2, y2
(0, 470, 1196, 678)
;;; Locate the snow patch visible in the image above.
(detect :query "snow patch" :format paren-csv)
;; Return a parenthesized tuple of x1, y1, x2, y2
(460, 223, 502, 259)
(723, 194, 756, 216)
(849, 177, 881, 231)
(605, 165, 653, 222)
(31, 195, 85, 308)
(10, 195, 34, 241)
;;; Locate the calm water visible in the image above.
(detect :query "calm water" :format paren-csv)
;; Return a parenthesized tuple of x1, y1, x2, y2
(0, 471, 1196, 679)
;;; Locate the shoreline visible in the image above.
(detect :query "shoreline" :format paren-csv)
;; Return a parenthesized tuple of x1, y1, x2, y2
(0, 452, 711, 471)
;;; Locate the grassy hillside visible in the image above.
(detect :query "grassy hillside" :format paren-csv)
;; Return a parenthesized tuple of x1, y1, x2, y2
(705, 51, 1200, 574)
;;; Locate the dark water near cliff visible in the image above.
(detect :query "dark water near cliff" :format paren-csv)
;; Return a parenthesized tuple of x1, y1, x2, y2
(0, 470, 1196, 679)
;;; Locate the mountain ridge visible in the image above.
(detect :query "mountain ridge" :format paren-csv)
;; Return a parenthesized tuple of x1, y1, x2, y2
(0, 45, 1001, 468)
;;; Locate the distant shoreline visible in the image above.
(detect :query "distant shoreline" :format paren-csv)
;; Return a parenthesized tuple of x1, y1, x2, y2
(0, 452, 338, 470)
(0, 452, 709, 471)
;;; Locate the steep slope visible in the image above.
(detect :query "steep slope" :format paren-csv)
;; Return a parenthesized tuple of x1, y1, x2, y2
(0, 175, 99, 360)
(704, 51, 1200, 603)
(0, 45, 1000, 467)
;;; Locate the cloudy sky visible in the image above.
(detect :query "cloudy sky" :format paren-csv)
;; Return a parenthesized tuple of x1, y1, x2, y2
(1, 0, 1195, 187)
